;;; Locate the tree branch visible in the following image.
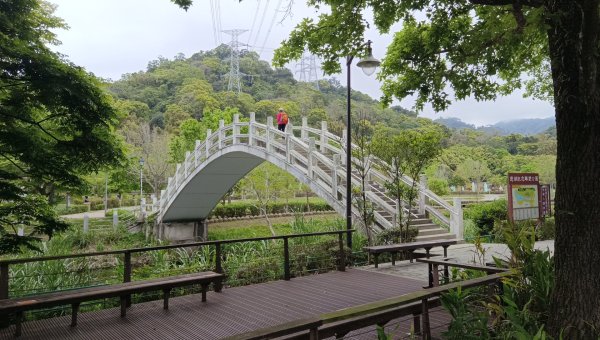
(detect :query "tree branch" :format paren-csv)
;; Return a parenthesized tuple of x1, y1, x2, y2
(0, 112, 65, 142)
(469, 0, 543, 7)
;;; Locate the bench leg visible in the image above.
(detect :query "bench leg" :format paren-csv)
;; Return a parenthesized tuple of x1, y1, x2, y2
(15, 312, 23, 337)
(428, 263, 433, 288)
(120, 296, 127, 318)
(71, 303, 80, 327)
(201, 283, 208, 302)
(425, 247, 431, 258)
(374, 254, 379, 268)
(409, 250, 414, 263)
(412, 313, 421, 335)
(163, 288, 171, 310)
(214, 279, 223, 293)
(391, 252, 396, 266)
(432, 264, 440, 287)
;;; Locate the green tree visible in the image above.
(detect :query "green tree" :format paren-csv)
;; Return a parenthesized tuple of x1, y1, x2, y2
(261, 0, 600, 334)
(351, 118, 376, 245)
(0, 0, 124, 253)
(455, 158, 492, 199)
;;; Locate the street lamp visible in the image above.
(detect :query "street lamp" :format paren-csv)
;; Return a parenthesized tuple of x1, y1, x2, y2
(346, 40, 380, 248)
(139, 157, 144, 213)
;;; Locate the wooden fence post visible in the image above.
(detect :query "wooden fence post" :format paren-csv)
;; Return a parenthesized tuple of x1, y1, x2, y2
(123, 251, 131, 307)
(283, 237, 291, 280)
(338, 233, 346, 272)
(0, 263, 9, 300)
(215, 243, 223, 292)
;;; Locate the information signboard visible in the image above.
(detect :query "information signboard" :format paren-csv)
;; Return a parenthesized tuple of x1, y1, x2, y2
(508, 173, 540, 222)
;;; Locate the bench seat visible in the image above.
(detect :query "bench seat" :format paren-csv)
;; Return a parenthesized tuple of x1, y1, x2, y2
(0, 271, 224, 336)
(363, 239, 458, 268)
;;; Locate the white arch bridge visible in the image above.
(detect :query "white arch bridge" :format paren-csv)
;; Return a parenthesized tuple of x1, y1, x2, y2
(154, 114, 464, 242)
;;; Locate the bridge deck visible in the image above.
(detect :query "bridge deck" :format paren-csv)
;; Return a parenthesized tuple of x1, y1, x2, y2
(0, 269, 450, 339)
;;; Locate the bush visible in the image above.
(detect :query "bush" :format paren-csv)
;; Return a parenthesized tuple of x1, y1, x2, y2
(208, 200, 333, 219)
(55, 204, 89, 215)
(536, 217, 555, 240)
(464, 199, 507, 235)
(428, 178, 450, 196)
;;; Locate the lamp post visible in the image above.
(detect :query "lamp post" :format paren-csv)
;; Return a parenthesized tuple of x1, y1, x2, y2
(346, 40, 380, 248)
(139, 157, 144, 213)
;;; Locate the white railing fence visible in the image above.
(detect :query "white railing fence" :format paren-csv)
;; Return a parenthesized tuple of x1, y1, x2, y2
(157, 114, 463, 238)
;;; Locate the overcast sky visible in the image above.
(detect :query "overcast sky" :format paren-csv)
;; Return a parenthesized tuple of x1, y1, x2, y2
(49, 0, 555, 126)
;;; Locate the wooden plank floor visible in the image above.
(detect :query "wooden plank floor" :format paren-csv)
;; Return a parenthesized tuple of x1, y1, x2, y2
(0, 269, 451, 339)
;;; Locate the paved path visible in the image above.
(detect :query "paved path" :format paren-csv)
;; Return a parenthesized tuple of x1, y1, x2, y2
(359, 240, 554, 282)
(61, 206, 139, 219)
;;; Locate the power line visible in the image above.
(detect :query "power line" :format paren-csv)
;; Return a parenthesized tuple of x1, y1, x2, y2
(253, 0, 270, 48)
(209, 0, 218, 45)
(215, 0, 222, 44)
(247, 0, 262, 46)
(259, 0, 283, 55)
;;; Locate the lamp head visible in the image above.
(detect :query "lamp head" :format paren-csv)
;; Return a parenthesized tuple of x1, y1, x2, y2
(139, 157, 145, 166)
(356, 40, 380, 76)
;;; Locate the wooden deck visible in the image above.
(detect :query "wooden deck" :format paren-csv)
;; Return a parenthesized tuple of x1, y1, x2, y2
(0, 269, 451, 339)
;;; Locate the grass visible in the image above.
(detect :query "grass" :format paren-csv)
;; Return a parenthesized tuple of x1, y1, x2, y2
(207, 212, 340, 238)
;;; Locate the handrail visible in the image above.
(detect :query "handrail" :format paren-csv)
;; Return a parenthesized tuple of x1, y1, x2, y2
(0, 230, 355, 265)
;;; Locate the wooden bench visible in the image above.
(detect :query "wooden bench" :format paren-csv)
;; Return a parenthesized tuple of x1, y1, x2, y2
(363, 239, 458, 268)
(416, 257, 509, 288)
(0, 271, 224, 337)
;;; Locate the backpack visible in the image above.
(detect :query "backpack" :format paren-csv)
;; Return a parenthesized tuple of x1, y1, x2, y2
(281, 112, 289, 124)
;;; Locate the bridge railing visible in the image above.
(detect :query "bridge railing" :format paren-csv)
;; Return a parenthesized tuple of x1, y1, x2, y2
(291, 117, 461, 233)
(158, 115, 462, 238)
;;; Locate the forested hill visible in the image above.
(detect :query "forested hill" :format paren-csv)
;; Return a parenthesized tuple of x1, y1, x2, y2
(105, 46, 557, 196)
(107, 45, 427, 135)
(434, 117, 555, 136)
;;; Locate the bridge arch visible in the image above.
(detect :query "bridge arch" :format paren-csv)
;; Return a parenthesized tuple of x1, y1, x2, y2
(159, 144, 345, 222)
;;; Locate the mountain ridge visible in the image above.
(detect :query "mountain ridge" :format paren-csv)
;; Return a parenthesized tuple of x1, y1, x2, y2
(434, 116, 555, 135)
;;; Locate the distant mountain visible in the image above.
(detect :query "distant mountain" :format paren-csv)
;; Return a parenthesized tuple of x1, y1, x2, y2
(434, 117, 475, 130)
(434, 117, 555, 136)
(491, 117, 555, 135)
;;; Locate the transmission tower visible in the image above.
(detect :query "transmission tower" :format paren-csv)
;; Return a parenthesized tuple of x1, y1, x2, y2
(307, 54, 321, 91)
(223, 29, 248, 93)
(295, 52, 321, 91)
(295, 54, 308, 82)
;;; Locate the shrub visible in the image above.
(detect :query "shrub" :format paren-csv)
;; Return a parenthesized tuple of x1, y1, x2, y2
(55, 204, 89, 215)
(208, 200, 333, 219)
(536, 217, 555, 240)
(428, 178, 450, 196)
(464, 199, 507, 235)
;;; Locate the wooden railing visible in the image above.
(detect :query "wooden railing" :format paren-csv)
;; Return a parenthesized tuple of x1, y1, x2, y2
(0, 230, 353, 300)
(225, 265, 511, 340)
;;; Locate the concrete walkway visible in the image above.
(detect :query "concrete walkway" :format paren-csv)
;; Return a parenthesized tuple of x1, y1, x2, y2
(359, 240, 554, 282)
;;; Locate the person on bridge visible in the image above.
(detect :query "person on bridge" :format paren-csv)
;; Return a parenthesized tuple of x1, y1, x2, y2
(276, 108, 288, 132)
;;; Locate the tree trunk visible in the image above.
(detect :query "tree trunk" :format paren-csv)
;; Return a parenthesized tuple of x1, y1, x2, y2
(546, 0, 600, 337)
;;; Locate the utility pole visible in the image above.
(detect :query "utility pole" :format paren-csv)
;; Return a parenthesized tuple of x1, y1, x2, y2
(223, 29, 248, 93)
